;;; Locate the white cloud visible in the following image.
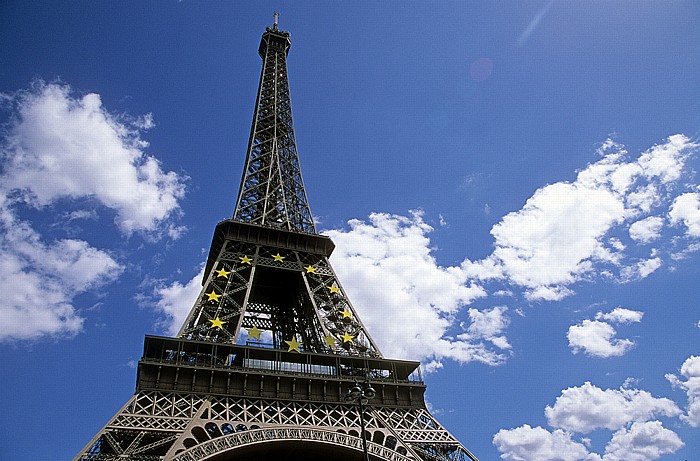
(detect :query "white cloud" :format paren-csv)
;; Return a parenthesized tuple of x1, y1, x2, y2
(567, 308, 644, 358)
(495, 379, 685, 461)
(65, 209, 98, 221)
(620, 256, 661, 281)
(151, 267, 205, 335)
(625, 184, 659, 213)
(465, 135, 698, 301)
(326, 211, 508, 368)
(669, 192, 700, 237)
(1, 81, 186, 236)
(0, 81, 185, 342)
(0, 201, 123, 341)
(567, 320, 635, 358)
(638, 134, 692, 184)
(665, 355, 700, 427)
(487, 182, 625, 297)
(629, 216, 664, 243)
(493, 425, 599, 461)
(595, 307, 643, 324)
(458, 306, 511, 350)
(545, 382, 681, 433)
(602, 421, 683, 461)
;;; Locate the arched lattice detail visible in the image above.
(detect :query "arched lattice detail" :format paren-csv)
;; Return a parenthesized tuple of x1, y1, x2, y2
(171, 427, 415, 461)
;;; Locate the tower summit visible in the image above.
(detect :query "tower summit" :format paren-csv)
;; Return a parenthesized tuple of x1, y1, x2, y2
(75, 17, 479, 461)
(233, 14, 314, 234)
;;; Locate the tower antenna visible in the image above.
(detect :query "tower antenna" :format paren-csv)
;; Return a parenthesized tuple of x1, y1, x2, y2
(273, 11, 279, 29)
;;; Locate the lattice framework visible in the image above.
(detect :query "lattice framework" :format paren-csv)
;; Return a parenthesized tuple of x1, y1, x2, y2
(178, 238, 381, 358)
(78, 391, 475, 461)
(233, 24, 315, 233)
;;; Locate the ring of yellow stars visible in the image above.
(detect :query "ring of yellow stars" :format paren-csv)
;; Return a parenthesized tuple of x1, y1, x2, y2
(323, 334, 337, 347)
(341, 309, 353, 319)
(305, 265, 316, 274)
(285, 337, 302, 352)
(239, 255, 253, 265)
(272, 253, 285, 262)
(205, 289, 221, 302)
(340, 332, 355, 343)
(247, 325, 262, 340)
(215, 267, 230, 278)
(327, 285, 340, 294)
(209, 317, 226, 329)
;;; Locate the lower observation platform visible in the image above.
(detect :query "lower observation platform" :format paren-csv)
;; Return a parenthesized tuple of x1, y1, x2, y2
(138, 336, 426, 408)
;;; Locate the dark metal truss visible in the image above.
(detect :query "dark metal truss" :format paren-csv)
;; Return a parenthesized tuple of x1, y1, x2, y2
(74, 391, 478, 461)
(233, 25, 315, 234)
(177, 238, 382, 358)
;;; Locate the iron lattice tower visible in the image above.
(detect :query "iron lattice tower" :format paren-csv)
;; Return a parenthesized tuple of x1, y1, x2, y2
(75, 17, 478, 461)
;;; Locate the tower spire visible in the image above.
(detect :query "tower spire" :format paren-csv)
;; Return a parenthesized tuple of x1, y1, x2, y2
(233, 16, 315, 234)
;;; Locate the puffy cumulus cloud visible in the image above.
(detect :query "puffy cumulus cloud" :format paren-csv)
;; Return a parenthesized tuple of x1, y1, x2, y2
(465, 135, 698, 301)
(602, 421, 683, 461)
(487, 182, 625, 299)
(458, 306, 511, 350)
(567, 308, 643, 358)
(0, 81, 185, 342)
(325, 211, 510, 369)
(1, 81, 186, 236)
(638, 134, 693, 184)
(567, 320, 635, 358)
(619, 256, 661, 281)
(545, 382, 681, 433)
(629, 216, 664, 243)
(495, 380, 685, 461)
(669, 192, 700, 237)
(0, 200, 123, 341)
(666, 355, 700, 427)
(150, 267, 205, 335)
(595, 307, 644, 324)
(493, 425, 598, 461)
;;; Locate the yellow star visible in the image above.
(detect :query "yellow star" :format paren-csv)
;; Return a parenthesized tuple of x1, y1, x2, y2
(340, 332, 355, 343)
(285, 337, 302, 352)
(305, 265, 317, 274)
(215, 267, 230, 278)
(327, 285, 340, 294)
(239, 255, 252, 265)
(341, 309, 353, 319)
(323, 334, 337, 348)
(205, 289, 221, 302)
(247, 325, 262, 340)
(209, 317, 226, 329)
(272, 253, 285, 262)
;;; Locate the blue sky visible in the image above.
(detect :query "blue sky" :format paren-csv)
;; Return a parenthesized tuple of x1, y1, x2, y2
(2, 2, 700, 460)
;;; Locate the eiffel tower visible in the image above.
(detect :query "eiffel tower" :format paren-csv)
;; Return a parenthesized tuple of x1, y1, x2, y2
(75, 16, 478, 461)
